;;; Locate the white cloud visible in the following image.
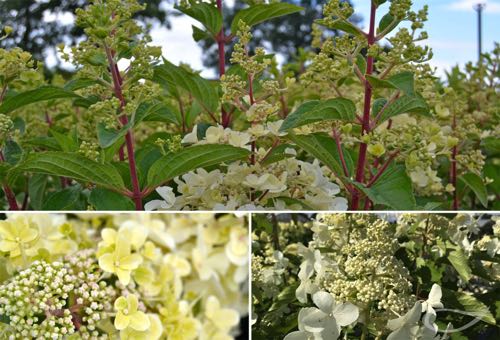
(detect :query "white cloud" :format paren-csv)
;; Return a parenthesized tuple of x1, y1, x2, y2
(448, 0, 500, 13)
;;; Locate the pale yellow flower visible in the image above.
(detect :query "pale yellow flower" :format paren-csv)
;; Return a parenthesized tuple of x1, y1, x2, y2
(99, 235, 142, 285)
(114, 294, 150, 331)
(0, 218, 38, 258)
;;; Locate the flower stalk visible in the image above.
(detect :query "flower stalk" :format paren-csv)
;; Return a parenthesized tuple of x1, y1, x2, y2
(105, 45, 143, 210)
(351, 0, 377, 210)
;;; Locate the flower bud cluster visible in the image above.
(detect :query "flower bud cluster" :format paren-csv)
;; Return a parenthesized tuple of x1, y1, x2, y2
(321, 217, 415, 318)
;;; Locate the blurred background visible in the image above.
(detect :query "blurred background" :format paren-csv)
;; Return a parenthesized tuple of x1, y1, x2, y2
(1, 0, 499, 77)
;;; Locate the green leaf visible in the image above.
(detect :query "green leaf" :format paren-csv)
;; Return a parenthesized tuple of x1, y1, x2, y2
(448, 248, 472, 282)
(288, 133, 353, 177)
(0, 86, 89, 114)
(9, 152, 126, 191)
(378, 94, 430, 124)
(3, 140, 23, 165)
(176, 3, 222, 36)
(261, 144, 296, 166)
(353, 164, 416, 210)
(153, 60, 218, 113)
(28, 174, 47, 210)
(134, 101, 178, 125)
(366, 71, 415, 95)
(192, 25, 212, 42)
(42, 186, 83, 210)
(459, 173, 488, 208)
(456, 293, 496, 325)
(231, 3, 303, 34)
(377, 12, 400, 35)
(147, 144, 250, 187)
(98, 102, 178, 149)
(50, 128, 79, 152)
(89, 188, 135, 211)
(481, 136, 500, 156)
(372, 98, 388, 117)
(64, 78, 105, 91)
(355, 54, 367, 74)
(97, 123, 129, 149)
(280, 98, 356, 131)
(321, 19, 364, 37)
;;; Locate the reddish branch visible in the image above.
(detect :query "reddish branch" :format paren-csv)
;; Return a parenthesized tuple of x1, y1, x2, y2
(351, 1, 377, 210)
(105, 45, 143, 210)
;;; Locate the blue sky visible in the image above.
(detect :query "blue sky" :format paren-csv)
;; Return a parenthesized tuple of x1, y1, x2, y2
(51, 0, 500, 78)
(351, 0, 500, 75)
(156, 0, 500, 77)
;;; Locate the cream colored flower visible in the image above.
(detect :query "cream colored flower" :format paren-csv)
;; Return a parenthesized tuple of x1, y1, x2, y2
(98, 235, 142, 285)
(114, 294, 150, 331)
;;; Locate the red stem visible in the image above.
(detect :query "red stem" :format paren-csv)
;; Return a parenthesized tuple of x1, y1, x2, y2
(351, 1, 377, 210)
(366, 151, 399, 188)
(332, 129, 350, 178)
(105, 45, 142, 210)
(249, 74, 257, 165)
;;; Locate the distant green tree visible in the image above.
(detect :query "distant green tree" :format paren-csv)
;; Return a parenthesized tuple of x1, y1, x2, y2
(0, 0, 170, 67)
(197, 0, 360, 71)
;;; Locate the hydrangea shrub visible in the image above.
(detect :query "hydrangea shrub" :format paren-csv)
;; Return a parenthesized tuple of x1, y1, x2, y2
(251, 213, 499, 339)
(0, 0, 497, 211)
(0, 213, 249, 339)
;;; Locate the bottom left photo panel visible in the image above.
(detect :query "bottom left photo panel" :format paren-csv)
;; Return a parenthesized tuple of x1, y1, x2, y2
(0, 213, 250, 340)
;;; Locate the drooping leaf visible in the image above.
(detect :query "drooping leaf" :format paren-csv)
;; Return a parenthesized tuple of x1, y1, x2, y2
(0, 86, 91, 114)
(448, 248, 472, 282)
(288, 133, 353, 177)
(459, 173, 488, 208)
(153, 60, 218, 113)
(280, 98, 356, 131)
(89, 188, 135, 211)
(353, 164, 416, 210)
(456, 293, 496, 325)
(147, 144, 250, 187)
(9, 152, 126, 191)
(378, 94, 430, 124)
(231, 3, 303, 34)
(176, 3, 222, 36)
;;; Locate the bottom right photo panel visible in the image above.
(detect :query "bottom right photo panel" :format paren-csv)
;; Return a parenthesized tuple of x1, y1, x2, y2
(251, 213, 499, 340)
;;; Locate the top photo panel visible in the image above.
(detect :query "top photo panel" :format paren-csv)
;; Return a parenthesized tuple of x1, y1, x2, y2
(0, 0, 498, 211)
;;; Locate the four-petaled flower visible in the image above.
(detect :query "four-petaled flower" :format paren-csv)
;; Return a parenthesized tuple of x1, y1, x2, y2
(285, 291, 359, 340)
(99, 235, 142, 285)
(114, 294, 150, 331)
(0, 218, 38, 258)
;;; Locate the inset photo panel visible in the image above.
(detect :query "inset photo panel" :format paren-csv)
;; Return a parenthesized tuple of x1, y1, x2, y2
(251, 213, 499, 340)
(0, 212, 249, 339)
